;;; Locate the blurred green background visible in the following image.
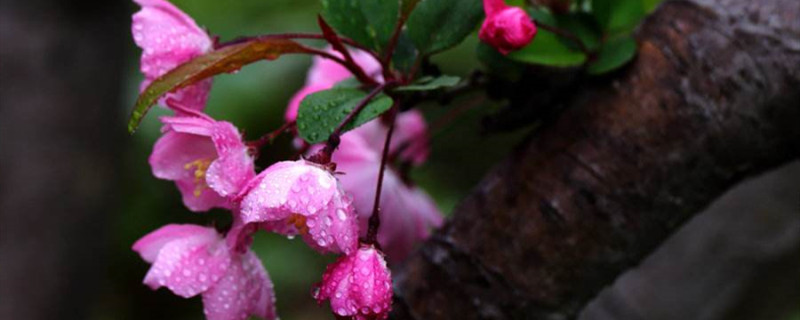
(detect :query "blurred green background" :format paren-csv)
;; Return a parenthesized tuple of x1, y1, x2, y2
(105, 1, 524, 319)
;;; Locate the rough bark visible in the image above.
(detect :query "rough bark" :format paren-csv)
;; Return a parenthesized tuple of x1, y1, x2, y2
(391, 0, 800, 319)
(0, 0, 126, 319)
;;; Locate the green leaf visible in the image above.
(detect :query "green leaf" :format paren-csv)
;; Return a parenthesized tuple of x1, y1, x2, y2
(406, 0, 484, 55)
(333, 77, 362, 89)
(400, 0, 423, 19)
(391, 31, 418, 73)
(128, 38, 307, 133)
(507, 29, 587, 67)
(395, 75, 461, 91)
(592, 0, 646, 34)
(477, 42, 524, 81)
(297, 88, 393, 143)
(321, 0, 399, 52)
(643, 0, 664, 13)
(554, 12, 603, 51)
(587, 35, 637, 74)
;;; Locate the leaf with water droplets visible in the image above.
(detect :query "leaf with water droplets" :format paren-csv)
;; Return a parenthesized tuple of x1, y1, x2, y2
(128, 38, 309, 133)
(297, 88, 393, 144)
(321, 0, 399, 53)
(394, 75, 460, 92)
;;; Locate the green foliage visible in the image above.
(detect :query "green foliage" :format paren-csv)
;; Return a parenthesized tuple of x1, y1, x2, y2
(128, 39, 308, 133)
(406, 0, 484, 55)
(296, 88, 393, 143)
(507, 29, 587, 67)
(587, 35, 637, 74)
(395, 75, 461, 91)
(592, 0, 647, 35)
(391, 32, 419, 72)
(320, 0, 399, 52)
(477, 42, 524, 81)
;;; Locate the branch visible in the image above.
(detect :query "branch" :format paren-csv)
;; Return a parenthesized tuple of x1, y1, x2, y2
(390, 0, 800, 318)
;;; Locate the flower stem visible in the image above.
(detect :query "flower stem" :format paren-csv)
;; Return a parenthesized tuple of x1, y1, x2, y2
(248, 121, 295, 149)
(365, 101, 399, 245)
(308, 83, 389, 164)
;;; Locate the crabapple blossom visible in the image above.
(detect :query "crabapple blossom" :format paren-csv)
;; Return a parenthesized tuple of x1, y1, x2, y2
(479, 0, 537, 54)
(238, 160, 360, 255)
(132, 224, 277, 320)
(333, 129, 443, 262)
(285, 47, 382, 122)
(314, 244, 393, 319)
(351, 109, 430, 166)
(132, 0, 213, 113)
(149, 114, 254, 212)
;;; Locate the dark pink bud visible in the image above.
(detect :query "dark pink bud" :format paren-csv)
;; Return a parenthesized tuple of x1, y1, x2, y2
(313, 245, 392, 319)
(479, 0, 537, 55)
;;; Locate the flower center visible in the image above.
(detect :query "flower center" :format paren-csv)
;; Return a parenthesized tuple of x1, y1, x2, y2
(184, 158, 212, 197)
(286, 214, 309, 235)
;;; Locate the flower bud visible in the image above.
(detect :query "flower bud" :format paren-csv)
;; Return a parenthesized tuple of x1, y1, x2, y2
(314, 245, 392, 319)
(479, 0, 537, 54)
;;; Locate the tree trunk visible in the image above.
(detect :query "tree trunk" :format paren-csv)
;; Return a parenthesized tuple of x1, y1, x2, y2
(391, 0, 800, 318)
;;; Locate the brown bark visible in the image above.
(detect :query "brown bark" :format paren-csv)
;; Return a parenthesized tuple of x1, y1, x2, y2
(391, 0, 800, 319)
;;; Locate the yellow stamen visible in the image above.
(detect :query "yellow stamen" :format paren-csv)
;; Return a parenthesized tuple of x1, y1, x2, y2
(184, 159, 212, 197)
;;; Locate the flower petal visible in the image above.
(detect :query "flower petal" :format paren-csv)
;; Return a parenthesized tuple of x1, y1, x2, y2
(150, 130, 216, 181)
(135, 225, 231, 298)
(132, 0, 212, 80)
(206, 121, 255, 198)
(132, 224, 216, 263)
(175, 179, 230, 212)
(202, 251, 277, 320)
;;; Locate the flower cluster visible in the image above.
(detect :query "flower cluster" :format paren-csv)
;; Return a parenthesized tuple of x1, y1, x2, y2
(129, 1, 444, 319)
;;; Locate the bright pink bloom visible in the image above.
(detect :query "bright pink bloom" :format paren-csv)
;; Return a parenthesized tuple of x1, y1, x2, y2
(333, 131, 443, 262)
(479, 0, 537, 55)
(132, 224, 277, 320)
(313, 245, 393, 319)
(150, 115, 255, 212)
(132, 0, 213, 113)
(353, 110, 430, 166)
(238, 160, 359, 255)
(285, 47, 382, 122)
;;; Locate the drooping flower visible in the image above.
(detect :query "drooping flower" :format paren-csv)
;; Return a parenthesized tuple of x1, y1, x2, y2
(285, 47, 382, 122)
(149, 114, 255, 212)
(333, 130, 443, 262)
(132, 224, 277, 320)
(313, 244, 393, 319)
(479, 0, 537, 55)
(351, 110, 430, 166)
(238, 160, 359, 255)
(132, 0, 214, 113)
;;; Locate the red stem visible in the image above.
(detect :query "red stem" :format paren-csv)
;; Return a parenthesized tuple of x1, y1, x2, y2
(308, 83, 389, 164)
(381, 15, 410, 81)
(248, 121, 295, 149)
(365, 102, 399, 245)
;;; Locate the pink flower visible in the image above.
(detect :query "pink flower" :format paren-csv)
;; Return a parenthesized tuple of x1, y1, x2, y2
(285, 47, 382, 122)
(333, 130, 443, 262)
(352, 110, 430, 166)
(313, 244, 393, 319)
(238, 160, 359, 255)
(132, 0, 213, 113)
(149, 115, 255, 212)
(132, 224, 277, 320)
(479, 0, 537, 55)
